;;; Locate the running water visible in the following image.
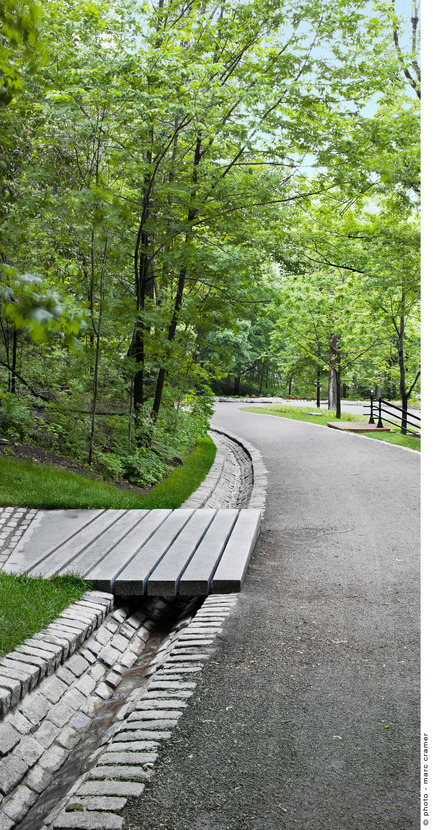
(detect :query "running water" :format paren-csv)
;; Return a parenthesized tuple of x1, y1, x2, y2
(15, 596, 203, 830)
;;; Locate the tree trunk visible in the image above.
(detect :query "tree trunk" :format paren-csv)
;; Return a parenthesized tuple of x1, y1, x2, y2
(88, 324, 101, 466)
(335, 369, 341, 419)
(132, 141, 156, 415)
(397, 316, 407, 434)
(11, 328, 18, 394)
(88, 264, 104, 466)
(328, 334, 341, 417)
(259, 360, 265, 395)
(316, 369, 321, 408)
(132, 238, 156, 414)
(149, 134, 202, 428)
(151, 266, 187, 424)
(328, 370, 337, 411)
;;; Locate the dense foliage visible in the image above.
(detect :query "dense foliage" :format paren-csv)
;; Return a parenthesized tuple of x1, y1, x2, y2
(0, 0, 420, 483)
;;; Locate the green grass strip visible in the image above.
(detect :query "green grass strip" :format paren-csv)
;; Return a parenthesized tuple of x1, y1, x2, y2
(241, 406, 420, 452)
(137, 435, 216, 508)
(0, 573, 89, 657)
(0, 436, 217, 509)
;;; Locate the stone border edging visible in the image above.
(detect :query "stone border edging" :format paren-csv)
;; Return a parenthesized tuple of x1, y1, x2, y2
(209, 426, 268, 514)
(42, 595, 239, 830)
(0, 595, 162, 827)
(0, 509, 37, 571)
(180, 432, 227, 509)
(0, 593, 114, 720)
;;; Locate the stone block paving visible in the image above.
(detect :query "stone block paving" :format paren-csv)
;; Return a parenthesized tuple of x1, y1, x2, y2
(0, 593, 157, 824)
(40, 596, 238, 830)
(182, 427, 267, 514)
(0, 508, 37, 569)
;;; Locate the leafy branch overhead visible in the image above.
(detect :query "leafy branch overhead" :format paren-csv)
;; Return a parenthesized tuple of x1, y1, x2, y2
(0, 0, 420, 478)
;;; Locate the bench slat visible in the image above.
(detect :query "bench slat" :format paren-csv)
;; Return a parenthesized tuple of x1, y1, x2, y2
(62, 510, 149, 578)
(4, 509, 107, 576)
(211, 509, 261, 592)
(178, 509, 239, 596)
(88, 509, 174, 593)
(4, 507, 261, 597)
(30, 510, 142, 578)
(113, 509, 194, 596)
(146, 509, 216, 597)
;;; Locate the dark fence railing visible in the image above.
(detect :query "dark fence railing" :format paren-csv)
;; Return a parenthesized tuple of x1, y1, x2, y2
(364, 396, 421, 437)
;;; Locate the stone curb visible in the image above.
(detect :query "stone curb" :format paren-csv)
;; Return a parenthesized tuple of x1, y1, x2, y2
(180, 432, 227, 509)
(182, 427, 267, 514)
(0, 508, 37, 570)
(209, 426, 268, 515)
(0, 596, 165, 825)
(0, 592, 114, 719)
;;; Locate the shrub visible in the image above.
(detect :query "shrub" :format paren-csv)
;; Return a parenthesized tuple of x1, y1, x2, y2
(0, 392, 33, 439)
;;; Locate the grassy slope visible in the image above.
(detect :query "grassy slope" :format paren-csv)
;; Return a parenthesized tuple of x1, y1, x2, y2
(0, 436, 216, 509)
(241, 406, 420, 452)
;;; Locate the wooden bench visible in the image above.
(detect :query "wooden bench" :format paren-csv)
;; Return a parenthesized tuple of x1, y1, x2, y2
(3, 508, 261, 597)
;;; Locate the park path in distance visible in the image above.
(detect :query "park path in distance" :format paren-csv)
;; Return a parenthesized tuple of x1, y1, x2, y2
(124, 402, 420, 830)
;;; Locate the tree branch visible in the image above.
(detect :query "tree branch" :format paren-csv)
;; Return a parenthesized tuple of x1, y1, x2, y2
(0, 360, 54, 403)
(392, 0, 420, 98)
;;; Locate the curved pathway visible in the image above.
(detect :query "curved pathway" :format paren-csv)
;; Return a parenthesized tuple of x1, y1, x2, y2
(124, 402, 420, 830)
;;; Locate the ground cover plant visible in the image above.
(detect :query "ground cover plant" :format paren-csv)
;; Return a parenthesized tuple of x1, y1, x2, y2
(134, 436, 216, 508)
(242, 406, 421, 452)
(0, 572, 89, 656)
(0, 436, 216, 509)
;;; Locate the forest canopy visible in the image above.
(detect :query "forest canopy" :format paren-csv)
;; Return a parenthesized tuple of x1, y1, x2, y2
(0, 0, 420, 487)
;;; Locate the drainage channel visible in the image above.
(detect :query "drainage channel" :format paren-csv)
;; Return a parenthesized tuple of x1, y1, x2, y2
(14, 596, 204, 830)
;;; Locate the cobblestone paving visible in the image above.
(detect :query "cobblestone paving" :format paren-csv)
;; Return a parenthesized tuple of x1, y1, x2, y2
(0, 508, 37, 570)
(182, 431, 251, 509)
(183, 428, 267, 514)
(42, 596, 238, 830)
(0, 428, 267, 829)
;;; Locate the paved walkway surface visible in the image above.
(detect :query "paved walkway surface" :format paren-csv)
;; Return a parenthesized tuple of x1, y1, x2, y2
(123, 402, 420, 830)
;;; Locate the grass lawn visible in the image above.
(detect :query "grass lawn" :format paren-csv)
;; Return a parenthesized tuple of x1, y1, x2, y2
(0, 436, 216, 509)
(241, 405, 421, 452)
(0, 573, 89, 656)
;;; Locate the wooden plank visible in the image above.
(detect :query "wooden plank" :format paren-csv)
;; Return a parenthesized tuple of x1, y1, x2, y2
(211, 509, 261, 593)
(88, 509, 174, 593)
(146, 509, 216, 597)
(327, 422, 390, 432)
(178, 509, 239, 596)
(4, 509, 106, 576)
(26, 510, 130, 578)
(57, 510, 149, 578)
(109, 509, 193, 595)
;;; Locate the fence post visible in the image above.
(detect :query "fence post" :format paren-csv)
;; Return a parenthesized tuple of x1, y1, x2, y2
(377, 397, 384, 428)
(369, 395, 375, 424)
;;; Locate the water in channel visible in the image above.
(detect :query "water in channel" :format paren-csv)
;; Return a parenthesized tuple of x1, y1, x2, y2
(15, 596, 203, 830)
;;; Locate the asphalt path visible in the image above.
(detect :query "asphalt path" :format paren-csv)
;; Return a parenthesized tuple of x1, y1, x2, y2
(124, 403, 420, 830)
